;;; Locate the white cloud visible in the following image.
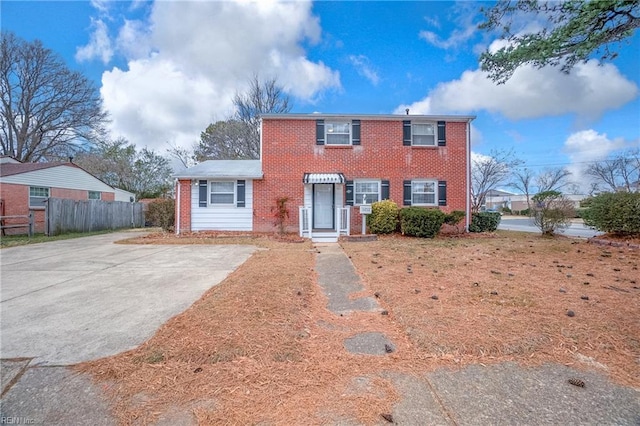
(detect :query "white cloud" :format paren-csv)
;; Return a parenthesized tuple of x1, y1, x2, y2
(75, 18, 113, 64)
(563, 129, 628, 191)
(395, 60, 638, 121)
(348, 55, 380, 86)
(94, 0, 340, 152)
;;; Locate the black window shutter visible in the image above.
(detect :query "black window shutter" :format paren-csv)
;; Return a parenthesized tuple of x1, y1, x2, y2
(345, 180, 354, 206)
(403, 180, 412, 206)
(199, 180, 207, 207)
(236, 180, 246, 207)
(403, 120, 412, 146)
(316, 119, 325, 145)
(437, 121, 446, 146)
(352, 120, 361, 145)
(438, 181, 447, 206)
(381, 180, 390, 200)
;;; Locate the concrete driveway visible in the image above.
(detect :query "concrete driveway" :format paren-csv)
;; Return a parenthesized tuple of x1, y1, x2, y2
(0, 231, 257, 365)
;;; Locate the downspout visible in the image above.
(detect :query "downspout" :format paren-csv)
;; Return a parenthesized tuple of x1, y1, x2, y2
(175, 179, 180, 235)
(466, 120, 471, 231)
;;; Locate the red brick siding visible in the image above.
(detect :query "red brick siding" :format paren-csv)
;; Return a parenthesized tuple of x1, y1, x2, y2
(0, 184, 116, 234)
(254, 118, 469, 233)
(176, 180, 192, 233)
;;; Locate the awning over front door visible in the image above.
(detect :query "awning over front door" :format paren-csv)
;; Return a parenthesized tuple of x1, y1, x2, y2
(303, 173, 345, 184)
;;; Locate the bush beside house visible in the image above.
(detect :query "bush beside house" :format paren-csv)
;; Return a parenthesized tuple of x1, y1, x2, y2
(582, 192, 640, 235)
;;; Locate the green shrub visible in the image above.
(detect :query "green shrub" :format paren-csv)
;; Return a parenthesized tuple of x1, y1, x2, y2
(501, 206, 512, 214)
(368, 200, 399, 234)
(400, 207, 446, 238)
(582, 192, 640, 235)
(469, 212, 501, 232)
(444, 210, 466, 226)
(146, 199, 175, 231)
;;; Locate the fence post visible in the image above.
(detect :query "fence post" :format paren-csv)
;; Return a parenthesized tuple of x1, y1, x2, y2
(44, 199, 50, 236)
(28, 211, 34, 237)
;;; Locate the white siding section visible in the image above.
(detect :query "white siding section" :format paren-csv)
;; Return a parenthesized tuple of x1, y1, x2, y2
(191, 180, 254, 231)
(0, 166, 114, 193)
(114, 188, 135, 202)
(304, 184, 312, 208)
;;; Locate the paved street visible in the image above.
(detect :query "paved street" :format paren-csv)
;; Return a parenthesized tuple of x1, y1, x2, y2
(498, 216, 603, 238)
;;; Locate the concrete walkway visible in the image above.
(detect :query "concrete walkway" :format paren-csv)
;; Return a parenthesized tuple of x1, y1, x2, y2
(313, 243, 640, 425)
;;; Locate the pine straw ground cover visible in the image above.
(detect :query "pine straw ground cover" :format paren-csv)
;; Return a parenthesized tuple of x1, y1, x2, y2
(78, 231, 640, 425)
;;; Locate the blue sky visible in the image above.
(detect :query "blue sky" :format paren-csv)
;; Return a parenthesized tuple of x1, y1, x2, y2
(3, 0, 639, 190)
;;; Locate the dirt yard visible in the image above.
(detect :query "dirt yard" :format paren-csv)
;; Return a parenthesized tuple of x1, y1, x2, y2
(79, 231, 640, 425)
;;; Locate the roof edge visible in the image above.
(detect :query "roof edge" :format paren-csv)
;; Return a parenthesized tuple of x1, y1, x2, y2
(261, 113, 476, 122)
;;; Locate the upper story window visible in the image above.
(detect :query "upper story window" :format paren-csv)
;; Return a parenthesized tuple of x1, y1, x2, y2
(316, 119, 361, 146)
(355, 180, 380, 205)
(29, 186, 49, 208)
(326, 122, 351, 145)
(210, 181, 235, 205)
(88, 191, 101, 200)
(403, 120, 446, 147)
(412, 123, 436, 146)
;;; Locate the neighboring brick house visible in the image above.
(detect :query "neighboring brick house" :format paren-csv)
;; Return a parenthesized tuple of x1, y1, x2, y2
(174, 113, 474, 242)
(0, 156, 134, 234)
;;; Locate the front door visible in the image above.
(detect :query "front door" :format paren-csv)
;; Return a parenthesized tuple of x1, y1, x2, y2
(313, 184, 334, 229)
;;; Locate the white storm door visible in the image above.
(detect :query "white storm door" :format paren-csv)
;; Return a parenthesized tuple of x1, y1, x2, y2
(313, 184, 334, 229)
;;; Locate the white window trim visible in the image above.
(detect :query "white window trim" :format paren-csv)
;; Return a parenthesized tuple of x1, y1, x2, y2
(209, 180, 236, 206)
(29, 186, 50, 209)
(354, 180, 381, 205)
(325, 121, 352, 146)
(412, 122, 436, 147)
(88, 191, 101, 200)
(411, 179, 438, 206)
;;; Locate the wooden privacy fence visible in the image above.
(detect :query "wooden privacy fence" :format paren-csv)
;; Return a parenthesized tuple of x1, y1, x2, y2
(45, 198, 144, 236)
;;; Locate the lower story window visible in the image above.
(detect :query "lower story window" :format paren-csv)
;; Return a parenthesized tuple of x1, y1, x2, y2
(412, 180, 436, 205)
(210, 181, 235, 205)
(29, 186, 50, 208)
(355, 180, 380, 205)
(88, 191, 101, 200)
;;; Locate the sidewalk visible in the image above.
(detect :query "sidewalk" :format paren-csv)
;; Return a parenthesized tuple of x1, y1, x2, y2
(314, 243, 640, 425)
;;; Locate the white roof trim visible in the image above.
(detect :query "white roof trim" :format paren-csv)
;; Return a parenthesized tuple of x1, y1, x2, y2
(174, 160, 263, 179)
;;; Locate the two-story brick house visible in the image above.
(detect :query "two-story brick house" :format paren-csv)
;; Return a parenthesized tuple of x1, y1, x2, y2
(174, 113, 474, 242)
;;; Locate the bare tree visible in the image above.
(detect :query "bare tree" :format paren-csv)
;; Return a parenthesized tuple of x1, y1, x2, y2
(585, 149, 640, 192)
(0, 32, 107, 162)
(195, 76, 292, 161)
(510, 167, 535, 210)
(166, 141, 197, 169)
(531, 190, 575, 236)
(471, 149, 522, 212)
(535, 167, 572, 193)
(233, 75, 291, 158)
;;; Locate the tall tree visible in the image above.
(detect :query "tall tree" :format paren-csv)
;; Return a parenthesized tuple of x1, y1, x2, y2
(194, 120, 256, 161)
(75, 138, 173, 199)
(510, 167, 535, 209)
(0, 32, 107, 162)
(535, 167, 572, 192)
(479, 1, 640, 83)
(585, 148, 640, 192)
(471, 149, 522, 212)
(193, 76, 292, 161)
(233, 75, 292, 157)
